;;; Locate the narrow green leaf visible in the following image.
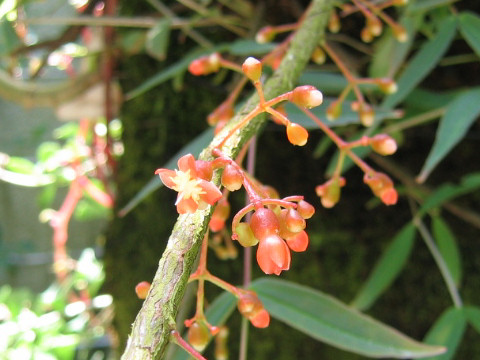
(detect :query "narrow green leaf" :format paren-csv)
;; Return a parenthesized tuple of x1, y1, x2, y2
(119, 127, 214, 216)
(146, 19, 172, 61)
(409, 0, 460, 12)
(417, 88, 480, 182)
(423, 307, 466, 360)
(0, 20, 21, 56)
(369, 16, 420, 78)
(459, 12, 480, 58)
(298, 71, 347, 95)
(382, 16, 457, 109)
(431, 217, 462, 287)
(464, 306, 480, 334)
(228, 39, 277, 55)
(418, 172, 480, 216)
(403, 88, 456, 111)
(251, 278, 446, 359)
(170, 291, 236, 360)
(351, 223, 416, 311)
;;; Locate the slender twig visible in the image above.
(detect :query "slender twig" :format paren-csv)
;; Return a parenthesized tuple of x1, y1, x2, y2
(23, 15, 243, 29)
(412, 214, 463, 308)
(238, 136, 257, 360)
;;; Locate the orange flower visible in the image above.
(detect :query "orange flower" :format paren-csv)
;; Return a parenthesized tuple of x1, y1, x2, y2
(256, 234, 291, 275)
(155, 154, 222, 214)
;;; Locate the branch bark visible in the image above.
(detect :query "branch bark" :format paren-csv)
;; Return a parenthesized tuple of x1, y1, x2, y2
(121, 1, 334, 359)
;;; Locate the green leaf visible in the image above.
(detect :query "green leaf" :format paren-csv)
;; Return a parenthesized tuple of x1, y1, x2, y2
(251, 278, 446, 358)
(418, 172, 480, 216)
(369, 16, 420, 78)
(228, 39, 277, 55)
(382, 16, 457, 110)
(409, 0, 459, 12)
(351, 223, 416, 311)
(119, 127, 214, 216)
(5, 156, 35, 175)
(459, 12, 480, 57)
(146, 19, 172, 61)
(298, 71, 347, 95)
(431, 216, 462, 287)
(170, 291, 236, 360)
(417, 88, 480, 182)
(423, 307, 466, 360)
(464, 306, 480, 334)
(403, 88, 457, 112)
(0, 19, 21, 56)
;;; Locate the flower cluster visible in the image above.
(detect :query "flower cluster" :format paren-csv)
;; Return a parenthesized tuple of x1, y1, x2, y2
(233, 199, 315, 275)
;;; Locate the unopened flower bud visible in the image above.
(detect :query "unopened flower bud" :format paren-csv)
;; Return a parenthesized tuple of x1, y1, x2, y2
(311, 47, 326, 64)
(296, 200, 315, 219)
(135, 281, 151, 299)
(361, 27, 374, 43)
(250, 308, 270, 328)
(326, 100, 342, 121)
(286, 123, 309, 146)
(363, 172, 398, 205)
(210, 198, 230, 232)
(285, 208, 306, 233)
(255, 26, 275, 43)
(376, 78, 398, 94)
(285, 230, 309, 252)
(359, 104, 375, 127)
(290, 85, 323, 108)
(188, 53, 221, 75)
(250, 208, 280, 241)
(234, 222, 258, 247)
(188, 321, 210, 352)
(367, 16, 383, 37)
(328, 11, 341, 33)
(393, 25, 408, 42)
(237, 291, 263, 318)
(214, 327, 229, 360)
(242, 57, 262, 82)
(370, 134, 397, 155)
(221, 164, 243, 191)
(315, 177, 346, 208)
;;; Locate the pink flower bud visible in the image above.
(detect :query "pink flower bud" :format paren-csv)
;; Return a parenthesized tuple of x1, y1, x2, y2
(255, 26, 275, 43)
(370, 134, 397, 155)
(135, 281, 151, 299)
(290, 85, 323, 108)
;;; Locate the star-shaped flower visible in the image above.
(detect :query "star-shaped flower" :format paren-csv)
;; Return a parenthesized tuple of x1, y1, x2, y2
(155, 154, 222, 214)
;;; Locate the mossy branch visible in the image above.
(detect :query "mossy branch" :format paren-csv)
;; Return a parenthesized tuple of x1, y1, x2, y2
(120, 1, 334, 359)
